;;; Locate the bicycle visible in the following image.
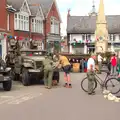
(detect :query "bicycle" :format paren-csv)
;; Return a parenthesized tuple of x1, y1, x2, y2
(81, 70, 120, 94)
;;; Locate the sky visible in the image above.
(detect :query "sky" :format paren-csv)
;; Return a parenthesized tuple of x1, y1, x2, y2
(56, 0, 120, 36)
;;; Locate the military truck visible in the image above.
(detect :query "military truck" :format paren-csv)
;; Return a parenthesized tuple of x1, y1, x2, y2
(11, 49, 59, 86)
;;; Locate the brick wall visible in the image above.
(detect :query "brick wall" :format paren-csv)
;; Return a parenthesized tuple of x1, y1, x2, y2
(45, 2, 60, 35)
(0, 0, 7, 31)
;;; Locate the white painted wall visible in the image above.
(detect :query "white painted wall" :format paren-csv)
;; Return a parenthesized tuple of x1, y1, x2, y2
(71, 34, 82, 42)
(71, 34, 120, 42)
(69, 33, 120, 53)
(1, 37, 7, 61)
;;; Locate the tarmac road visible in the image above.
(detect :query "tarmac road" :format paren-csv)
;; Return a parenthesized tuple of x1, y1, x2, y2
(0, 72, 120, 120)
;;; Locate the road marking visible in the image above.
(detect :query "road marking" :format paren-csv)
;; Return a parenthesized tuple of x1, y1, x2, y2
(0, 93, 32, 104)
(0, 96, 14, 98)
(8, 93, 42, 104)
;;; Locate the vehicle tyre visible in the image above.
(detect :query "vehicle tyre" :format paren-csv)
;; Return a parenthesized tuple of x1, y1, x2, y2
(81, 77, 97, 92)
(105, 78, 120, 94)
(3, 80, 12, 91)
(22, 68, 30, 86)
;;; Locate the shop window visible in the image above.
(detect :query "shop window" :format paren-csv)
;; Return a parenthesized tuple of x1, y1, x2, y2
(119, 35, 120, 40)
(82, 35, 85, 40)
(109, 34, 112, 41)
(87, 34, 91, 40)
(113, 34, 116, 41)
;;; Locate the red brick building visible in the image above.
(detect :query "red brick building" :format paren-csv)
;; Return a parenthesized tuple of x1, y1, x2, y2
(0, 0, 8, 59)
(6, 0, 61, 52)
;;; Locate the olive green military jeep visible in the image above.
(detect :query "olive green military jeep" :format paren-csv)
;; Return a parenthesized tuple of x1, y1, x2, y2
(19, 49, 59, 86)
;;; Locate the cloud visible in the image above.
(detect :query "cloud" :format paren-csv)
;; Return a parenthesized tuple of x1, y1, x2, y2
(56, 0, 120, 36)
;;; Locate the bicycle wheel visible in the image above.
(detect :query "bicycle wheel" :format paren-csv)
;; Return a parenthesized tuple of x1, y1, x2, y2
(81, 77, 97, 92)
(105, 78, 120, 94)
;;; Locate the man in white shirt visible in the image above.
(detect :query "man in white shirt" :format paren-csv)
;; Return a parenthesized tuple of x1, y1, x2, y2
(97, 53, 103, 74)
(87, 54, 96, 95)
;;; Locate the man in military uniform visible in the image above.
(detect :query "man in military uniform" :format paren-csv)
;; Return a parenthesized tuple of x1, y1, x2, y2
(52, 53, 60, 85)
(43, 53, 54, 89)
(14, 52, 22, 80)
(5, 52, 10, 67)
(87, 53, 96, 95)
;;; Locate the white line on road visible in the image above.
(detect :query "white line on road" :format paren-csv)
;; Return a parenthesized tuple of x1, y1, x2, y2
(0, 96, 14, 98)
(0, 93, 32, 105)
(8, 93, 43, 105)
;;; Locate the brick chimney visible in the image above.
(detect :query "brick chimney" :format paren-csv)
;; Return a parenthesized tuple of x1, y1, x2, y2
(0, 0, 7, 31)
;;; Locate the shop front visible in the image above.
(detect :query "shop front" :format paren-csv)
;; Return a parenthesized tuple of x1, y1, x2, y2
(46, 34, 61, 53)
(87, 44, 95, 54)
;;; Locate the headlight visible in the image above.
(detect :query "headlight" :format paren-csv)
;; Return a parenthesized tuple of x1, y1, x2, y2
(0, 66, 4, 70)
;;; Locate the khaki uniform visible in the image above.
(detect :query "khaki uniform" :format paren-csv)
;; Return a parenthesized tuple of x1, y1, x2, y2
(14, 56, 21, 80)
(87, 56, 96, 94)
(43, 56, 53, 88)
(87, 71, 95, 93)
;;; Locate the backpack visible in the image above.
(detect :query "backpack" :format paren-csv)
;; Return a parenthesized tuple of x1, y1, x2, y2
(111, 57, 117, 66)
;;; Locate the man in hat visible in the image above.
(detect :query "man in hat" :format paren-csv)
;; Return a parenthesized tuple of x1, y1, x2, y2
(87, 53, 96, 95)
(43, 53, 54, 89)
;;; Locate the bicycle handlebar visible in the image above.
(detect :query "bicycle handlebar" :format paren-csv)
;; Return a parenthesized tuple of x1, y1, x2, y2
(95, 68, 110, 75)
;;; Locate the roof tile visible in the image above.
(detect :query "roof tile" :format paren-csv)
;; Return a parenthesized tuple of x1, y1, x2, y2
(7, 0, 53, 16)
(67, 15, 120, 34)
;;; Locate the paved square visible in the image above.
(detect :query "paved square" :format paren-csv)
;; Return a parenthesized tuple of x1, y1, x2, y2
(0, 72, 119, 120)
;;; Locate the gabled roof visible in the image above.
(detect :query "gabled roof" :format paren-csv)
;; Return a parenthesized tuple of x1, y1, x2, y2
(7, 0, 53, 17)
(67, 15, 120, 34)
(7, 0, 24, 11)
